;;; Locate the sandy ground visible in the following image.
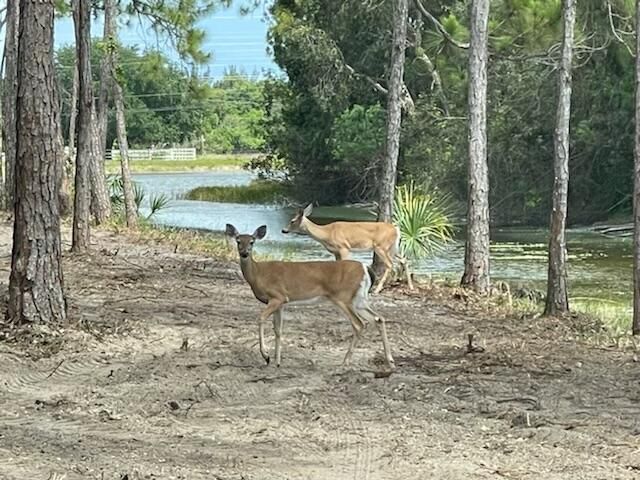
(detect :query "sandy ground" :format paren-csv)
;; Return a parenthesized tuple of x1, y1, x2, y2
(0, 224, 639, 480)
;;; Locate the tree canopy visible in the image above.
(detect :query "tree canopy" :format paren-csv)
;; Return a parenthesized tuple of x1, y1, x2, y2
(258, 0, 637, 226)
(55, 43, 267, 153)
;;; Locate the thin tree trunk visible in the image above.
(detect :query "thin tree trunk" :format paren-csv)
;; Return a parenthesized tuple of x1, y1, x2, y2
(461, 0, 491, 294)
(632, 0, 640, 335)
(7, 0, 67, 325)
(87, 0, 112, 226)
(544, 0, 575, 317)
(88, 118, 111, 223)
(377, 0, 408, 222)
(113, 85, 138, 227)
(2, 0, 19, 211)
(68, 56, 79, 175)
(89, 7, 113, 224)
(373, 0, 408, 277)
(97, 0, 115, 160)
(72, 0, 93, 251)
(106, 0, 137, 228)
(373, 0, 409, 276)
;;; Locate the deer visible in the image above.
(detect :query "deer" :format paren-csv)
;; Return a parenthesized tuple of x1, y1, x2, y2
(281, 204, 412, 293)
(225, 223, 395, 370)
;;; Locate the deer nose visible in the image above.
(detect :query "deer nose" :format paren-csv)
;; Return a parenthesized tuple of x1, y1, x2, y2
(281, 229, 288, 234)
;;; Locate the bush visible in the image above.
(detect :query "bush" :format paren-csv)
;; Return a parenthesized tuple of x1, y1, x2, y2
(393, 181, 456, 260)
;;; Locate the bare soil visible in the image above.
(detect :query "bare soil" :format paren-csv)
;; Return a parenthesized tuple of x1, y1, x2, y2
(1, 223, 639, 480)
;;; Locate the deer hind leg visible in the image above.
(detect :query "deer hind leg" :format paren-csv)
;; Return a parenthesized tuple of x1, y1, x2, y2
(372, 248, 394, 294)
(334, 300, 366, 366)
(397, 255, 413, 290)
(356, 305, 395, 370)
(272, 309, 284, 367)
(259, 299, 283, 365)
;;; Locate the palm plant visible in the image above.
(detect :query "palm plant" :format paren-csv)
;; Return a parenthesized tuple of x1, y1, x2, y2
(393, 181, 456, 261)
(107, 174, 169, 219)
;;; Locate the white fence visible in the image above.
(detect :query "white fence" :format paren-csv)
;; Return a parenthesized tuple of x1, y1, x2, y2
(105, 147, 197, 161)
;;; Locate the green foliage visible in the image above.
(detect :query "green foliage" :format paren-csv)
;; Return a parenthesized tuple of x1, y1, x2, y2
(393, 182, 456, 260)
(107, 174, 169, 219)
(55, 44, 267, 154)
(263, 0, 638, 224)
(184, 180, 289, 204)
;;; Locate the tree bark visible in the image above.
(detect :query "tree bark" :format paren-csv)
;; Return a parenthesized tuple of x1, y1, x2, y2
(87, 4, 112, 227)
(72, 0, 93, 251)
(373, 0, 408, 276)
(633, 0, 640, 335)
(544, 0, 575, 317)
(88, 116, 112, 223)
(377, 0, 408, 222)
(67, 56, 79, 175)
(2, 0, 19, 211)
(461, 0, 491, 294)
(113, 85, 138, 228)
(96, 0, 115, 161)
(7, 0, 67, 325)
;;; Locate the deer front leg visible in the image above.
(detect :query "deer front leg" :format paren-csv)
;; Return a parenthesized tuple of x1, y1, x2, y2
(373, 249, 394, 294)
(273, 309, 284, 367)
(259, 299, 283, 365)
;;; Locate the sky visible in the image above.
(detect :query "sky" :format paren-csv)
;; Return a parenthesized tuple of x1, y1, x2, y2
(0, 2, 281, 80)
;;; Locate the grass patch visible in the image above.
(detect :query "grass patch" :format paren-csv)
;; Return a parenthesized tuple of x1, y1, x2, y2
(572, 298, 632, 337)
(105, 154, 254, 174)
(184, 179, 289, 204)
(104, 217, 236, 260)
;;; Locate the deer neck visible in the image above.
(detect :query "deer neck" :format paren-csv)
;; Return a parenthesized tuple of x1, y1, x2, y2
(301, 217, 330, 243)
(239, 255, 259, 286)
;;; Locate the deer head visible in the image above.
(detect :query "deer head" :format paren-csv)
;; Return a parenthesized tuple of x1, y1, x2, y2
(226, 224, 267, 259)
(281, 203, 313, 234)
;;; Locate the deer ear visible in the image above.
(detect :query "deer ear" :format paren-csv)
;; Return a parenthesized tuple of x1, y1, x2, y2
(225, 224, 239, 238)
(303, 203, 313, 217)
(254, 225, 267, 240)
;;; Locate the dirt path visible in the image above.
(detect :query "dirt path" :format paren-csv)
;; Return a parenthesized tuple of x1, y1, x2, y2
(0, 224, 639, 479)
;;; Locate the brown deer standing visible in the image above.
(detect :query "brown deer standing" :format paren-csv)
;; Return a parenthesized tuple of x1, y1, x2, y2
(282, 204, 412, 293)
(226, 223, 395, 370)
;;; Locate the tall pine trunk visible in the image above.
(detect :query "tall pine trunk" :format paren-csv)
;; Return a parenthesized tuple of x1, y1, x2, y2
(2, 0, 19, 211)
(373, 0, 408, 279)
(96, 0, 115, 160)
(7, 0, 67, 325)
(106, 0, 137, 228)
(461, 0, 491, 294)
(67, 56, 79, 176)
(544, 0, 575, 317)
(72, 0, 93, 251)
(377, 0, 408, 223)
(113, 86, 138, 228)
(633, 0, 640, 335)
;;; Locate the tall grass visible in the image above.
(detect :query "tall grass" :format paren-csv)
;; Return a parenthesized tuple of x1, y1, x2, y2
(393, 181, 456, 260)
(184, 179, 289, 204)
(105, 154, 253, 174)
(571, 297, 631, 336)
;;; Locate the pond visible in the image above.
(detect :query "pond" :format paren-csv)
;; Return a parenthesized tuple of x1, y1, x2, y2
(134, 171, 633, 315)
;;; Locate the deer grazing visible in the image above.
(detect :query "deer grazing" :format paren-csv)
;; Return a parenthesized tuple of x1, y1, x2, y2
(225, 223, 395, 370)
(282, 204, 412, 293)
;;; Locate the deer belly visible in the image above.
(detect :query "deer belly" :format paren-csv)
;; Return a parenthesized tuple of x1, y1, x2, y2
(285, 296, 325, 307)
